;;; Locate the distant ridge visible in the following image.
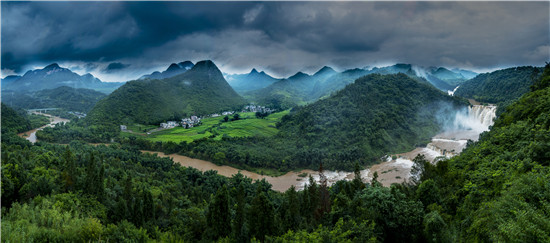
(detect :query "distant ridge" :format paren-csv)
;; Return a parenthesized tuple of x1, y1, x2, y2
(1, 64, 123, 94)
(140, 61, 194, 80)
(224, 68, 280, 94)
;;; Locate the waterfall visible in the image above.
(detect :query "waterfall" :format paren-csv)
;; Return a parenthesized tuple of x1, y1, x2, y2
(447, 86, 460, 96)
(468, 105, 497, 128)
(424, 104, 497, 161)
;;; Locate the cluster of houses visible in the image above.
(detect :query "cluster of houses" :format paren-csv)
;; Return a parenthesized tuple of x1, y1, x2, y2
(160, 121, 179, 129)
(120, 104, 276, 132)
(68, 111, 87, 118)
(209, 111, 234, 118)
(242, 105, 274, 113)
(181, 116, 201, 128)
(206, 105, 274, 118)
(159, 116, 201, 129)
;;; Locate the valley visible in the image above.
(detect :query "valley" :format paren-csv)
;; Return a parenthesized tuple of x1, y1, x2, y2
(3, 2, 549, 242)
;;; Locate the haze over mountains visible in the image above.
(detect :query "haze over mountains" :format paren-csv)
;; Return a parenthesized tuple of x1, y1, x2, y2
(246, 63, 477, 109)
(224, 68, 280, 94)
(1, 63, 123, 94)
(1, 60, 479, 114)
(139, 61, 194, 80)
(2, 86, 106, 113)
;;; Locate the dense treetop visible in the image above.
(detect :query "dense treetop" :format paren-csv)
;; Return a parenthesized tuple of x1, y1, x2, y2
(455, 66, 542, 111)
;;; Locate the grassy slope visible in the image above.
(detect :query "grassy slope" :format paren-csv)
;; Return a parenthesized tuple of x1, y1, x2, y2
(133, 111, 289, 143)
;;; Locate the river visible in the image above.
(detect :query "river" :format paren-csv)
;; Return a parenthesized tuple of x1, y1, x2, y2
(17, 112, 69, 143)
(19, 105, 495, 192)
(143, 104, 497, 191)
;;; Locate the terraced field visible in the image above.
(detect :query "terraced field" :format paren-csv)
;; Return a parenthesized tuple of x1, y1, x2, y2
(142, 110, 289, 143)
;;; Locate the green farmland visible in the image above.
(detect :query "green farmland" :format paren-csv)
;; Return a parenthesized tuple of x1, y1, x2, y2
(136, 110, 289, 143)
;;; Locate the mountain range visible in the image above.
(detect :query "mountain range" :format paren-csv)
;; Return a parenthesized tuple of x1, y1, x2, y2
(87, 60, 247, 125)
(224, 68, 280, 94)
(1, 64, 123, 93)
(246, 64, 476, 109)
(139, 61, 194, 80)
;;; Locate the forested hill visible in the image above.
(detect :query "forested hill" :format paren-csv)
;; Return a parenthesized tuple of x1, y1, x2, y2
(415, 63, 550, 241)
(1, 103, 33, 134)
(277, 73, 467, 166)
(1, 103, 50, 140)
(248, 67, 336, 109)
(2, 86, 106, 112)
(87, 60, 247, 125)
(454, 66, 542, 110)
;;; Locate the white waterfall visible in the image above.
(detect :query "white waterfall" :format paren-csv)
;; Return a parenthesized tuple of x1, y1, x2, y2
(448, 86, 460, 96)
(468, 105, 497, 128)
(295, 104, 498, 188)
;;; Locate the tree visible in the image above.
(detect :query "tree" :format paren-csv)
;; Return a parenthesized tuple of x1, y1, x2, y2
(248, 188, 275, 241)
(281, 185, 301, 232)
(207, 185, 231, 240)
(232, 113, 240, 121)
(232, 184, 248, 242)
(318, 163, 331, 219)
(62, 148, 77, 192)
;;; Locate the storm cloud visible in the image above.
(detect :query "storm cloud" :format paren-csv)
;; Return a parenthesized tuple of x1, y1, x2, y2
(103, 62, 131, 73)
(2, 1, 549, 81)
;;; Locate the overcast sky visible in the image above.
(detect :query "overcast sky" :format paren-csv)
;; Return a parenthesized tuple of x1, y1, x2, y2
(2, 1, 549, 82)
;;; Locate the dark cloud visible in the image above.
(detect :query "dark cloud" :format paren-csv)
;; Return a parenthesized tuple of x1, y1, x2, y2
(2, 1, 549, 80)
(104, 62, 130, 73)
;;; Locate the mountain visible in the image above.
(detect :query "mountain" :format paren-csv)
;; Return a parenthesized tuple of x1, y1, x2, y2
(275, 73, 467, 168)
(452, 68, 478, 79)
(225, 68, 280, 94)
(454, 66, 542, 111)
(428, 67, 470, 85)
(1, 64, 123, 93)
(248, 66, 338, 109)
(310, 68, 371, 100)
(370, 64, 462, 91)
(1, 75, 22, 85)
(140, 61, 194, 80)
(249, 64, 474, 109)
(87, 60, 247, 125)
(2, 86, 106, 112)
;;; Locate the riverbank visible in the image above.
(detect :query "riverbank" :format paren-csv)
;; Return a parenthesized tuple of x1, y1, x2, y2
(17, 112, 70, 143)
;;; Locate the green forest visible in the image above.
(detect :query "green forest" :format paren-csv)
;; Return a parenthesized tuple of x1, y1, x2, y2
(2, 86, 106, 113)
(38, 73, 467, 172)
(2, 64, 549, 242)
(1, 103, 50, 134)
(454, 66, 542, 113)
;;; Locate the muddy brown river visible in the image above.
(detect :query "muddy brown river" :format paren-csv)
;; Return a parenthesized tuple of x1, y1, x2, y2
(141, 150, 320, 192)
(17, 112, 69, 143)
(19, 104, 494, 192)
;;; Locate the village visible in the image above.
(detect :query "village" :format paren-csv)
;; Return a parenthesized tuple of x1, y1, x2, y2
(120, 104, 275, 132)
